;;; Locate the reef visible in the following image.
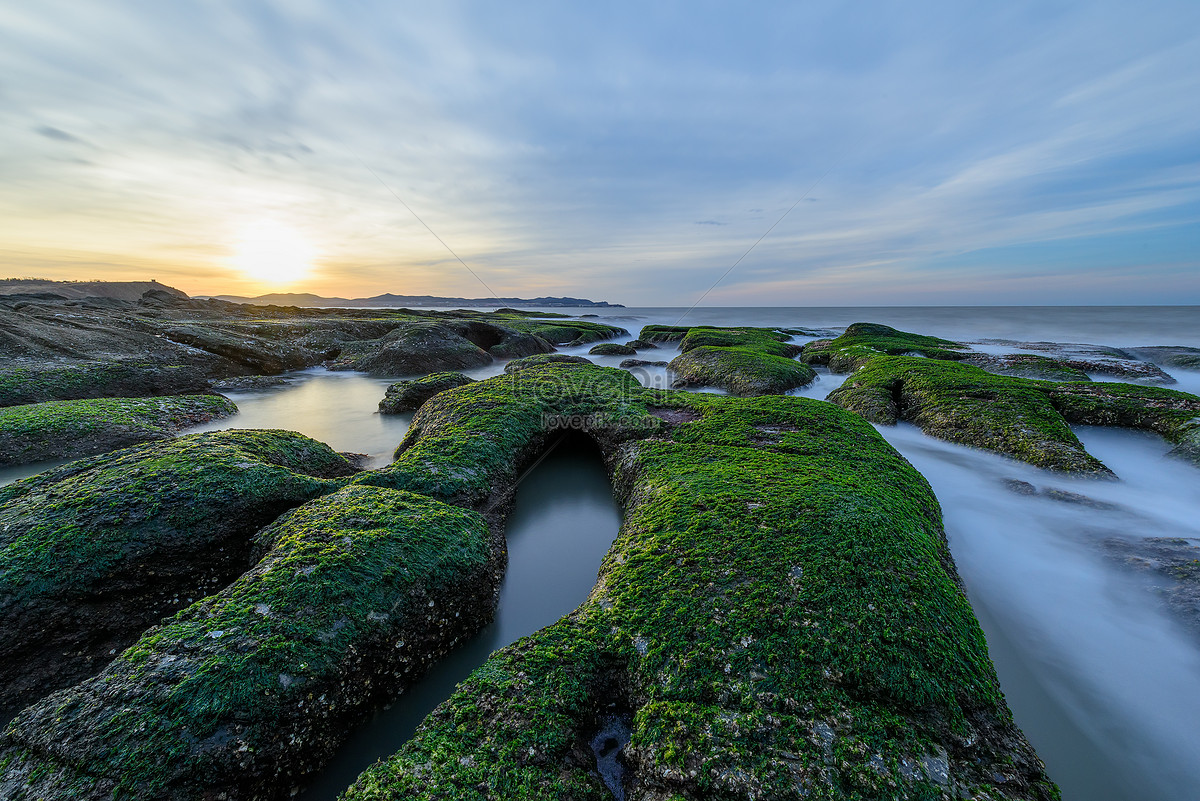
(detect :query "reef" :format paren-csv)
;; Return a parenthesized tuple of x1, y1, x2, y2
(0, 395, 237, 466)
(654, 326, 815, 396)
(344, 362, 1055, 800)
(0, 291, 626, 391)
(504, 353, 594, 373)
(812, 324, 1200, 473)
(590, 343, 638, 356)
(379, 372, 476, 414)
(0, 430, 356, 723)
(0, 486, 497, 801)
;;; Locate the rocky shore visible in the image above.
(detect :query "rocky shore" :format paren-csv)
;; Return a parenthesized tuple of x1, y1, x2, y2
(4, 291, 1200, 800)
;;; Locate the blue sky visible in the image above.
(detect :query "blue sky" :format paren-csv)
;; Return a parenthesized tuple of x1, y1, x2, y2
(1, 0, 1198, 304)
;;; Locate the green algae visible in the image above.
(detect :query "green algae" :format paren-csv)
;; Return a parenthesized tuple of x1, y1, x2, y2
(669, 345, 817, 396)
(589, 343, 637, 356)
(642, 325, 814, 396)
(0, 362, 208, 407)
(379, 372, 475, 414)
(1, 486, 495, 800)
(340, 365, 1055, 800)
(0, 394, 237, 466)
(0, 430, 357, 721)
(811, 324, 1200, 473)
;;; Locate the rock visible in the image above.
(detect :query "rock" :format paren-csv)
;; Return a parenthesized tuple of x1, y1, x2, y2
(1126, 346, 1200, 371)
(1101, 536, 1200, 641)
(0, 430, 355, 721)
(670, 345, 816, 396)
(0, 361, 212, 407)
(503, 353, 594, 373)
(327, 322, 548, 377)
(379, 373, 475, 414)
(0, 486, 497, 801)
(209, 374, 294, 391)
(623, 339, 657, 350)
(589, 343, 637, 356)
(820, 325, 1200, 474)
(801, 323, 969, 371)
(345, 365, 1056, 800)
(0, 394, 238, 466)
(619, 359, 669, 368)
(979, 340, 1175, 384)
(1004, 479, 1038, 495)
(964, 353, 1091, 382)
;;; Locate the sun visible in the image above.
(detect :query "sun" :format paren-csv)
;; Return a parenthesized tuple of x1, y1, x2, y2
(229, 221, 315, 284)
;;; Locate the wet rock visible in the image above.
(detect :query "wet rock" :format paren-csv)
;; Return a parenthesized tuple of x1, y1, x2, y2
(504, 353, 594, 373)
(0, 394, 237, 466)
(964, 353, 1091, 382)
(1126, 346, 1200, 371)
(1102, 536, 1200, 640)
(344, 365, 1056, 801)
(821, 325, 1200, 474)
(623, 339, 657, 350)
(0, 361, 212, 407)
(209, 374, 294, 391)
(654, 327, 815, 396)
(619, 359, 669, 368)
(1004, 479, 1038, 495)
(979, 340, 1175, 384)
(379, 372, 475, 414)
(327, 322, 549, 377)
(0, 486, 498, 801)
(590, 343, 637, 357)
(0, 430, 355, 721)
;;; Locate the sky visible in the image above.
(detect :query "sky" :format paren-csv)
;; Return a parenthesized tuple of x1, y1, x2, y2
(1, 0, 1198, 305)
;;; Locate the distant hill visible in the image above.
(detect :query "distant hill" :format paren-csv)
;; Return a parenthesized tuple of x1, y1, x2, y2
(210, 292, 623, 308)
(0, 279, 186, 301)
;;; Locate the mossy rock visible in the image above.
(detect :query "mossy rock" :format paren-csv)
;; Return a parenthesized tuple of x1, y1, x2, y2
(0, 361, 210, 407)
(0, 394, 237, 466)
(379, 373, 475, 414)
(824, 351, 1200, 474)
(678, 327, 801, 358)
(801, 322, 970, 370)
(0, 486, 497, 801)
(340, 366, 1056, 800)
(620, 359, 669, 368)
(0, 430, 356, 721)
(1128, 346, 1200, 371)
(670, 346, 816, 396)
(589, 343, 637, 356)
(326, 323, 508, 376)
(964, 353, 1091, 382)
(496, 318, 628, 346)
(637, 324, 692, 343)
(624, 339, 657, 350)
(503, 353, 594, 374)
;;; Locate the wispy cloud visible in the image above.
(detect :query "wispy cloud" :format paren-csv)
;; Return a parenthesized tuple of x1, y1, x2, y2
(0, 1, 1197, 303)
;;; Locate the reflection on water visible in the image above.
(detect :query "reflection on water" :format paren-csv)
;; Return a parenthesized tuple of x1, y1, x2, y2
(298, 433, 621, 800)
(877, 423, 1200, 801)
(187, 369, 415, 468)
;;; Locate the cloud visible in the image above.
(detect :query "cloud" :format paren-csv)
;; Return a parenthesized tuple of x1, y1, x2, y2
(0, 1, 1197, 303)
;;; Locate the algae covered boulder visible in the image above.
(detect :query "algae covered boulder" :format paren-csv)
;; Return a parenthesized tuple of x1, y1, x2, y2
(670, 345, 816, 395)
(964, 352, 1091, 382)
(815, 324, 1200, 473)
(342, 365, 1057, 800)
(379, 372, 474, 414)
(0, 430, 357, 720)
(801, 322, 969, 370)
(589, 342, 637, 356)
(0, 361, 211, 407)
(503, 353, 594, 373)
(0, 394, 237, 466)
(0, 486, 497, 801)
(624, 339, 657, 350)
